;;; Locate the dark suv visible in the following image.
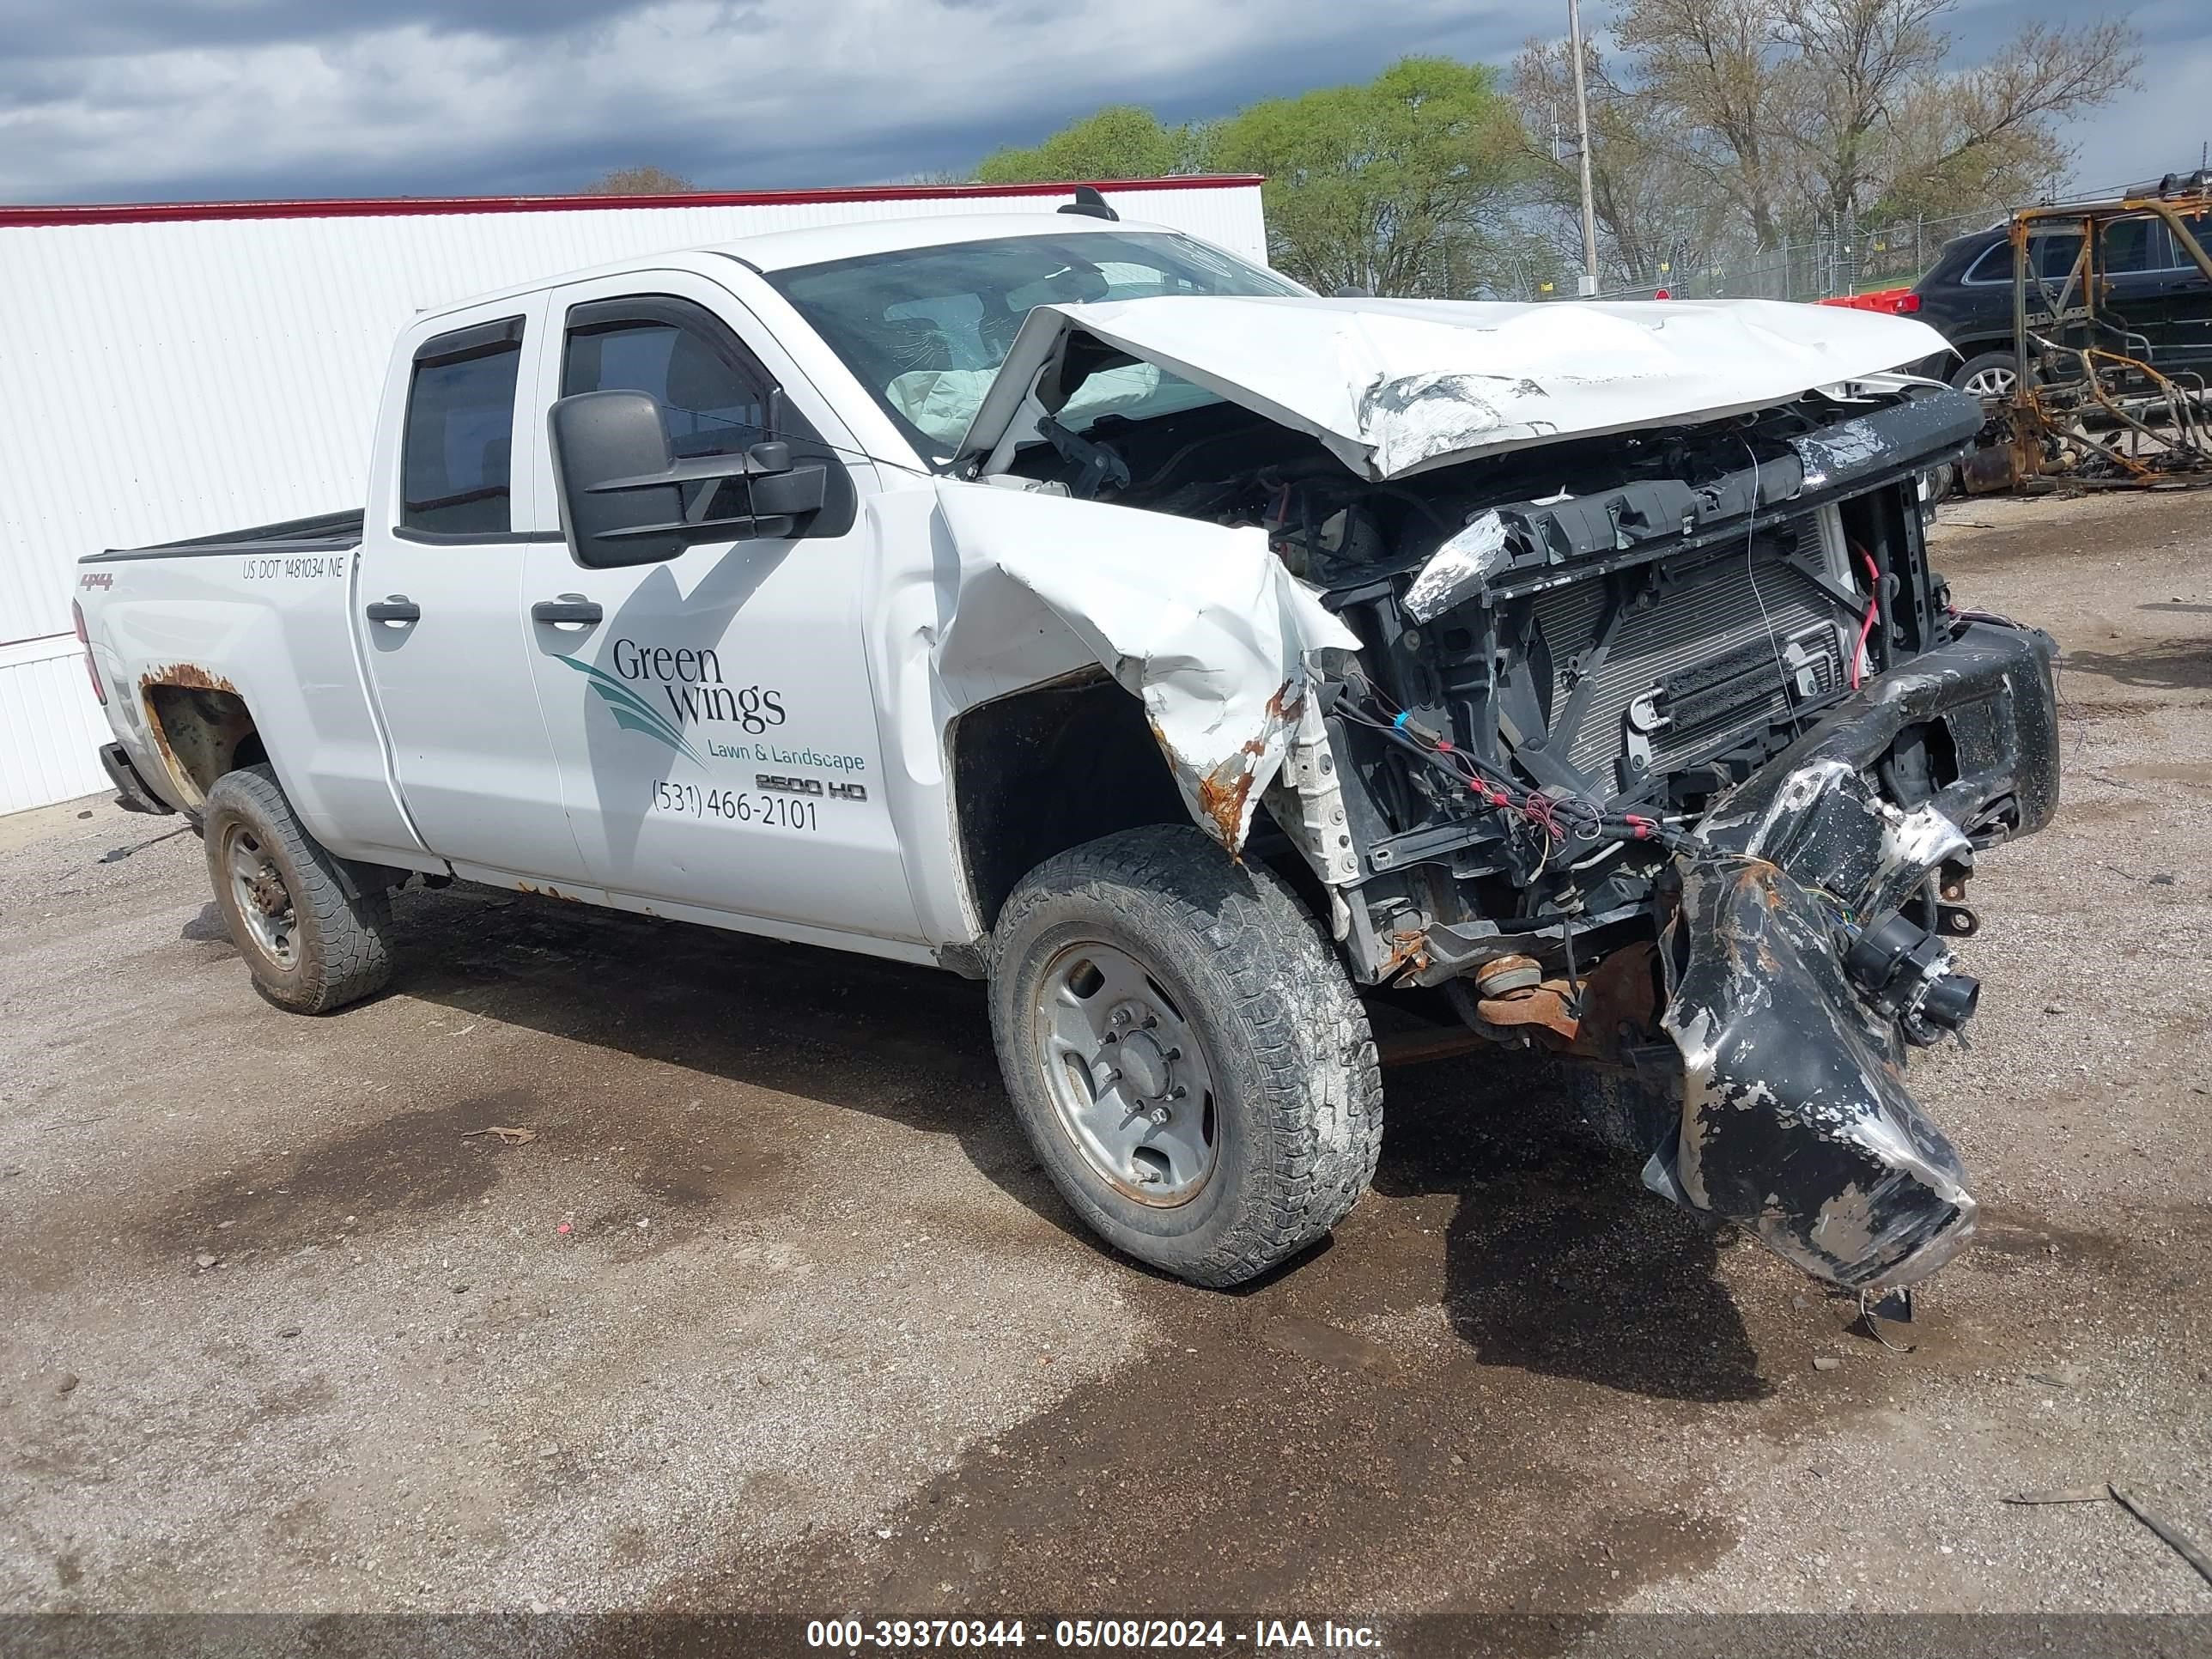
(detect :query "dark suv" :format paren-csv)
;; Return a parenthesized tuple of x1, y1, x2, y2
(1907, 184, 2212, 395)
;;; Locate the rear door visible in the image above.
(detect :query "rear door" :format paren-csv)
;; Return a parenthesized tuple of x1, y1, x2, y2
(2151, 209, 2212, 372)
(356, 296, 599, 889)
(517, 270, 921, 942)
(2096, 212, 2178, 362)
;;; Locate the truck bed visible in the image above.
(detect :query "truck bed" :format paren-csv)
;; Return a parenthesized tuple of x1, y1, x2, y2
(84, 508, 364, 563)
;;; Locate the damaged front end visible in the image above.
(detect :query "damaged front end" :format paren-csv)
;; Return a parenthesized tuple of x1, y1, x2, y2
(1653, 618, 2058, 1286)
(933, 289, 2061, 1294)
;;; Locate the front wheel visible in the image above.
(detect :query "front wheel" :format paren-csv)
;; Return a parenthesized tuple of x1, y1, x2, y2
(203, 764, 392, 1014)
(988, 825, 1382, 1287)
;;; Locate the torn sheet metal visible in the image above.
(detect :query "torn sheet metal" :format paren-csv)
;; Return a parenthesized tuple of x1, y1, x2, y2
(1640, 619, 2061, 1289)
(1402, 511, 1508, 623)
(958, 295, 1954, 483)
(1656, 761, 1979, 1288)
(1659, 855, 1976, 1289)
(931, 480, 1358, 852)
(1791, 415, 1891, 492)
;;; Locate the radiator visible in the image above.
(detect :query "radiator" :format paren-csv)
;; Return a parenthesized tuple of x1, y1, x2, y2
(1528, 508, 1853, 791)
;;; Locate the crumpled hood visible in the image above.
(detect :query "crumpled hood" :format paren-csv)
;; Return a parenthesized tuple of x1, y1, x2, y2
(958, 294, 1953, 482)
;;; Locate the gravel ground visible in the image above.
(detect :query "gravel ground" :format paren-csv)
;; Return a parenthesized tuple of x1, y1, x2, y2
(1, 487, 2208, 1646)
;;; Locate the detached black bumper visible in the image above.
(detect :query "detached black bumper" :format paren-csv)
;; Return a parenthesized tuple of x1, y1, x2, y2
(1651, 620, 2059, 1290)
(100, 742, 174, 816)
(1709, 619, 2060, 854)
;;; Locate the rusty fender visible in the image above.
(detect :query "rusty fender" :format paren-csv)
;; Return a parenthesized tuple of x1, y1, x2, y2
(1646, 620, 2060, 1290)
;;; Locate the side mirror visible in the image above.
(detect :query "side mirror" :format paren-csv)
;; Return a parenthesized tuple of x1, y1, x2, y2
(547, 390, 828, 569)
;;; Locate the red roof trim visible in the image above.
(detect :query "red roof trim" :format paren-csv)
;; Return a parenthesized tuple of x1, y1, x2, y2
(0, 175, 1268, 230)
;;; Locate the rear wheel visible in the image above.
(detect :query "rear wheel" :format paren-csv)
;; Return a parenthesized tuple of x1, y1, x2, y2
(988, 824, 1382, 1287)
(1952, 349, 2033, 399)
(203, 764, 392, 1014)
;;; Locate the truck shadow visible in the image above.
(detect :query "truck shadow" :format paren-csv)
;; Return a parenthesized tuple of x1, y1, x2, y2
(388, 878, 1034, 1193)
(2061, 638, 2212, 693)
(390, 881, 1765, 1404)
(1376, 1058, 1771, 1405)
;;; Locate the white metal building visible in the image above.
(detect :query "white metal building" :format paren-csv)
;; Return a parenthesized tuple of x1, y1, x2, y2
(0, 176, 1268, 816)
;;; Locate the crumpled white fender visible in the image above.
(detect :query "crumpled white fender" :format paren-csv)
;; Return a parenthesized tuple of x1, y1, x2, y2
(932, 481, 1358, 852)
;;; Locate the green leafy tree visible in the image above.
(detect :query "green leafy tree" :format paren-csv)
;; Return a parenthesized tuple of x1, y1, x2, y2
(975, 106, 1195, 184)
(1203, 58, 1528, 296)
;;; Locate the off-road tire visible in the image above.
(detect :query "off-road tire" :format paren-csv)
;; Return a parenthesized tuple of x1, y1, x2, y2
(988, 823, 1382, 1287)
(203, 764, 392, 1015)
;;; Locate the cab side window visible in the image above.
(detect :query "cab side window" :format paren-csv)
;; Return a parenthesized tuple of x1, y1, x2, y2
(402, 317, 525, 536)
(2176, 214, 2212, 279)
(562, 301, 772, 460)
(557, 294, 856, 538)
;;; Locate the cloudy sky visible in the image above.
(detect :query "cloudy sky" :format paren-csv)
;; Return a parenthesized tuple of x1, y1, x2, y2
(0, 0, 2198, 205)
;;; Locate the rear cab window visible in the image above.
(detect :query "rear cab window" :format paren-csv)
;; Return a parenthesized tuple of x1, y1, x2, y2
(401, 316, 526, 536)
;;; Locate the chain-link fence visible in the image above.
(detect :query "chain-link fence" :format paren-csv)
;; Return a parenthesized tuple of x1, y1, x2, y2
(1576, 176, 2185, 303)
(1589, 206, 2002, 302)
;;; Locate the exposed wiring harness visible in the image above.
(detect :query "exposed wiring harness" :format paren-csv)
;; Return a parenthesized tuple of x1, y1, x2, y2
(1335, 682, 1865, 932)
(1849, 544, 1884, 690)
(1334, 684, 1705, 872)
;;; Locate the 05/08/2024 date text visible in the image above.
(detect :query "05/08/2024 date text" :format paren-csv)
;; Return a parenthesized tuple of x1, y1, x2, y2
(652, 781, 819, 831)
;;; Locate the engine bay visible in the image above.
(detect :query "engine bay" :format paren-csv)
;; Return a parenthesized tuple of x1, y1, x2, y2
(1002, 370, 1988, 994)
(948, 303, 2056, 1294)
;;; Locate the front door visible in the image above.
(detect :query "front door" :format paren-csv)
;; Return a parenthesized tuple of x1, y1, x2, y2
(520, 274, 921, 943)
(356, 296, 598, 889)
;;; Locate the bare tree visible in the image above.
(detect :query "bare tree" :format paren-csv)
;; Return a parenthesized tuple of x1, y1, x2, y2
(1876, 20, 2142, 218)
(1772, 0, 1951, 235)
(582, 165, 696, 195)
(1614, 0, 1794, 246)
(1611, 0, 2138, 249)
(1513, 33, 1740, 289)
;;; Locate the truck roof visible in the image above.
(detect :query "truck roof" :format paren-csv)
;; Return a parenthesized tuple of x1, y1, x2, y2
(726, 210, 1176, 271)
(434, 210, 1183, 314)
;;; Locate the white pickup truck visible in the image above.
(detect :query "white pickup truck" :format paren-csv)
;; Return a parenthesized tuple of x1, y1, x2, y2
(76, 199, 2060, 1296)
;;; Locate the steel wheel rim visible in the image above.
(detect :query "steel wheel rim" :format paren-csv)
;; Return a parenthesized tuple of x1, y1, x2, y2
(1030, 940, 1218, 1208)
(1962, 365, 2017, 398)
(224, 825, 297, 968)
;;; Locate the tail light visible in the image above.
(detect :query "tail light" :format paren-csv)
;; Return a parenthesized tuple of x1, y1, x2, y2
(72, 599, 106, 706)
(1893, 292, 1922, 313)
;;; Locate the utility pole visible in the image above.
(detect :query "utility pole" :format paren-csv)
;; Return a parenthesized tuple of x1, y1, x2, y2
(1569, 0, 1601, 296)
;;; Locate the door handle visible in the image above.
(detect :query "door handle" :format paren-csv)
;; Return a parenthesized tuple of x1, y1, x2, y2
(365, 596, 421, 623)
(531, 597, 604, 625)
